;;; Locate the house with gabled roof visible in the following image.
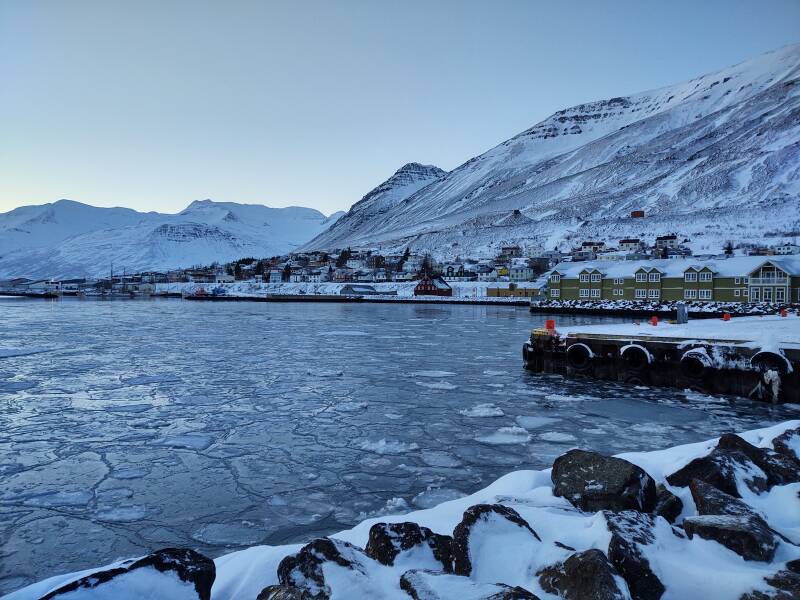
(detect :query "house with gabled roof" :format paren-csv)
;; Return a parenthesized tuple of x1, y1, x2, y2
(544, 256, 800, 303)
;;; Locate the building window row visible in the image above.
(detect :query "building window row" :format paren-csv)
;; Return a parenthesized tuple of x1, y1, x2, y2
(550, 288, 560, 298)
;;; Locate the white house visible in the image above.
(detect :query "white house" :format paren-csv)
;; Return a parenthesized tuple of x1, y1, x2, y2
(776, 243, 800, 255)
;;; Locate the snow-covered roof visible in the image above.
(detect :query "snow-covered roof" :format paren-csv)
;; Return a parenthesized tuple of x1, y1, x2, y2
(548, 256, 800, 279)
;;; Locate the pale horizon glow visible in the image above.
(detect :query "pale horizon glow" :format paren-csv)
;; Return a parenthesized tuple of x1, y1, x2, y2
(1, 0, 799, 216)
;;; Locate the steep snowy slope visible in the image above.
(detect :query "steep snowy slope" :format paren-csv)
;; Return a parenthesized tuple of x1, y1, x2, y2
(304, 44, 800, 256)
(0, 200, 342, 278)
(301, 163, 447, 250)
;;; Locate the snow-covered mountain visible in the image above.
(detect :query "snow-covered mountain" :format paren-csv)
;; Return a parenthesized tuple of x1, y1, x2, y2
(304, 163, 447, 251)
(303, 44, 800, 257)
(0, 199, 343, 278)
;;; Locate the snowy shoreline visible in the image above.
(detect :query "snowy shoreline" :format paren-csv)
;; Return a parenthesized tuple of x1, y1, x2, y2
(6, 419, 800, 600)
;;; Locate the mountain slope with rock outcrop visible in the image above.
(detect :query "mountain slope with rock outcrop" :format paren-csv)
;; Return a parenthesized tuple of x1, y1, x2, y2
(303, 44, 800, 257)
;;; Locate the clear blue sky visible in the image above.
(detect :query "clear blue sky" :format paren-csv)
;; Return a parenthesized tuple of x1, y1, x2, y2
(1, 0, 798, 216)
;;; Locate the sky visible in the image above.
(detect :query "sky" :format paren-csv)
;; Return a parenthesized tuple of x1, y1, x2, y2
(1, 1, 799, 216)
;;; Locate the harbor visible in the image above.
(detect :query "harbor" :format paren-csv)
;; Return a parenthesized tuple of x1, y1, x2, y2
(523, 313, 800, 403)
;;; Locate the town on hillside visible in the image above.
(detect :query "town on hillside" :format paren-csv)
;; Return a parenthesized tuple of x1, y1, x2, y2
(3, 234, 800, 303)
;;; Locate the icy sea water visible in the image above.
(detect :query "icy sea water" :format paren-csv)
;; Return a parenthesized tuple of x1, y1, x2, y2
(0, 298, 797, 593)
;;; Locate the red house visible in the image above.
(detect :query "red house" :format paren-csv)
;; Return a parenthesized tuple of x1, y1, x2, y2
(414, 276, 452, 297)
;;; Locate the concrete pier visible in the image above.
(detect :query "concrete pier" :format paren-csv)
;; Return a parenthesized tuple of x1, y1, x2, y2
(523, 315, 800, 403)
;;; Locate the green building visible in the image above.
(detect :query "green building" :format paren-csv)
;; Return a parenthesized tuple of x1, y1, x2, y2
(546, 256, 800, 303)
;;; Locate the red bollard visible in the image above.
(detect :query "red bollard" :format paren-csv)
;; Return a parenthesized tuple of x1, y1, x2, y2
(723, 312, 731, 321)
(650, 316, 658, 326)
(545, 319, 556, 335)
(780, 308, 788, 317)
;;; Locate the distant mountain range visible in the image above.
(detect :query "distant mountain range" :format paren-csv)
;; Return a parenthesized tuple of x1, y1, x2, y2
(0, 199, 343, 278)
(303, 43, 800, 257)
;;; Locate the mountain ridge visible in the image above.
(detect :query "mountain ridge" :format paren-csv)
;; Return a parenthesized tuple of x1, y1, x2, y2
(0, 199, 343, 278)
(302, 43, 800, 256)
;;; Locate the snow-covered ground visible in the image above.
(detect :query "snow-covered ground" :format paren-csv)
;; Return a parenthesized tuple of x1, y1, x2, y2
(556, 313, 800, 349)
(6, 420, 800, 600)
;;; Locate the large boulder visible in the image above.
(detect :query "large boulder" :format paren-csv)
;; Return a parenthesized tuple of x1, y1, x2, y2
(365, 522, 453, 571)
(400, 570, 540, 600)
(666, 433, 798, 497)
(39, 548, 215, 600)
(551, 449, 657, 513)
(682, 515, 777, 562)
(772, 427, 800, 465)
(451, 504, 541, 580)
(716, 434, 799, 487)
(689, 479, 761, 518)
(276, 537, 370, 600)
(256, 585, 313, 600)
(652, 484, 683, 524)
(604, 511, 665, 600)
(739, 560, 800, 600)
(537, 549, 630, 600)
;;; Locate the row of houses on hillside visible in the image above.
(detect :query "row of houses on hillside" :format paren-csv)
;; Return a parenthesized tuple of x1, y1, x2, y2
(545, 256, 800, 303)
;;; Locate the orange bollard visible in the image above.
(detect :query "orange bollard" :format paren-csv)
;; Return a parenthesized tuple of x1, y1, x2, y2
(650, 316, 658, 326)
(722, 312, 731, 321)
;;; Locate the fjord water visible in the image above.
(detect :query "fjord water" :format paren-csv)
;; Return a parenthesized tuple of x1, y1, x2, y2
(0, 299, 796, 593)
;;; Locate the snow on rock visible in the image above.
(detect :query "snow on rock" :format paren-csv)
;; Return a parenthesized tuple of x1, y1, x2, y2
(551, 449, 658, 513)
(459, 403, 505, 418)
(6, 420, 800, 600)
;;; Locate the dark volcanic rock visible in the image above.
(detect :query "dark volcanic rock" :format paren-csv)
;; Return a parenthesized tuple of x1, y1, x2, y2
(551, 449, 657, 513)
(537, 549, 629, 600)
(40, 548, 215, 600)
(739, 562, 800, 600)
(653, 484, 683, 523)
(689, 479, 761, 518)
(667, 433, 798, 497)
(400, 569, 540, 600)
(683, 515, 777, 562)
(277, 537, 368, 599)
(256, 585, 313, 600)
(772, 427, 800, 464)
(717, 434, 800, 487)
(365, 522, 453, 571)
(604, 511, 665, 600)
(452, 504, 541, 576)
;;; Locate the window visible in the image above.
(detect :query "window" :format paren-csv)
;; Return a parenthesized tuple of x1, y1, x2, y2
(550, 289, 560, 298)
(550, 274, 560, 283)
(635, 289, 647, 298)
(776, 288, 785, 302)
(579, 288, 589, 298)
(743, 277, 749, 284)
(648, 272, 661, 282)
(579, 273, 589, 282)
(743, 289, 749, 297)
(735, 277, 741, 285)
(614, 277, 624, 285)
(613, 289, 623, 296)
(590, 273, 601, 282)
(648, 289, 660, 298)
(699, 289, 712, 300)
(684, 272, 697, 282)
(684, 289, 698, 299)
(734, 289, 741, 297)
(635, 272, 647, 282)
(751, 288, 760, 301)
(699, 272, 712, 282)
(591, 288, 601, 298)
